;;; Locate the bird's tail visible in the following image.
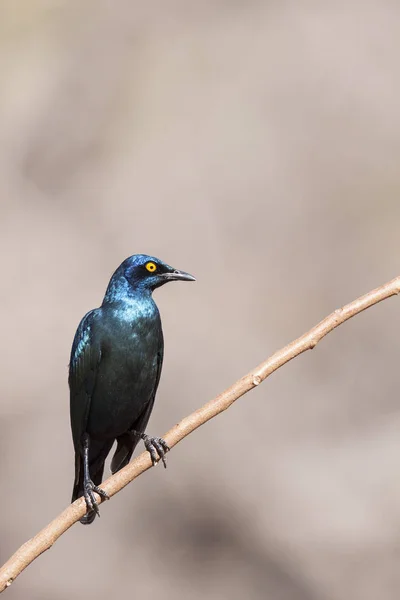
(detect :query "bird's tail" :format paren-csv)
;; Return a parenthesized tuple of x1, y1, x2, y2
(110, 433, 135, 474)
(71, 453, 106, 525)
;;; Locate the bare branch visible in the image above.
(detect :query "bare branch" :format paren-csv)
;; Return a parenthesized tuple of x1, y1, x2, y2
(1, 275, 399, 592)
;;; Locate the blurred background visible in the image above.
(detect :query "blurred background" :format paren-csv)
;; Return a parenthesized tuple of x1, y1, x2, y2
(1, 1, 400, 599)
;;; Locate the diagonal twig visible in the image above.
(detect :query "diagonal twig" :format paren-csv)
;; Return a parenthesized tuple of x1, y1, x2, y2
(1, 275, 399, 592)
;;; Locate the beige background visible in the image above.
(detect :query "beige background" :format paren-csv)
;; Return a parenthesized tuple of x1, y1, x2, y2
(1, 2, 400, 599)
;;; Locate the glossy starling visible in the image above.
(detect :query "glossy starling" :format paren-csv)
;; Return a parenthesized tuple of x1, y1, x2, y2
(69, 254, 195, 524)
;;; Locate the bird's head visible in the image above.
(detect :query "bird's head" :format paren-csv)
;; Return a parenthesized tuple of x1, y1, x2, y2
(105, 254, 195, 299)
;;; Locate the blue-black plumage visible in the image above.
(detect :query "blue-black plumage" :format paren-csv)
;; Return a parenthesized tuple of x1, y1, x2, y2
(69, 254, 195, 524)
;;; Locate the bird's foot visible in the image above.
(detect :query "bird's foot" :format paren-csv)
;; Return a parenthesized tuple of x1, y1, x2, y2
(83, 480, 109, 517)
(141, 434, 170, 468)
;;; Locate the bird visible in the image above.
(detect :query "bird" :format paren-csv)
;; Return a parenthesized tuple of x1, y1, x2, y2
(69, 254, 195, 524)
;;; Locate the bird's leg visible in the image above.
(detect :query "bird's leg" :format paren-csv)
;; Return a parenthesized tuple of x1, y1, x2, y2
(131, 430, 170, 468)
(82, 433, 109, 517)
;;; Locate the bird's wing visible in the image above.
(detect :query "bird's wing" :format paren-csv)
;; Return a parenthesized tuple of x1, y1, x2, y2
(110, 344, 164, 473)
(69, 309, 101, 454)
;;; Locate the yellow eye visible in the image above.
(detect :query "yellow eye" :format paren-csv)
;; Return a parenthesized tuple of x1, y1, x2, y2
(145, 261, 157, 273)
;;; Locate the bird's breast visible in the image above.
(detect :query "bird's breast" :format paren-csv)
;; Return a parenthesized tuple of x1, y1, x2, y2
(101, 304, 161, 376)
(86, 300, 163, 439)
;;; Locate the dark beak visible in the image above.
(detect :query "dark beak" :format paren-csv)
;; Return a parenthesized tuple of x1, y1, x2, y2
(162, 269, 196, 282)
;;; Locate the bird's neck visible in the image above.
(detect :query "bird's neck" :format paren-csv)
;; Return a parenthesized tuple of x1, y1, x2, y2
(103, 274, 152, 305)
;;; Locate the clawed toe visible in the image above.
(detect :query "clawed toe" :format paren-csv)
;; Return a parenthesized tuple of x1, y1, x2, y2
(93, 485, 109, 501)
(142, 434, 170, 468)
(83, 481, 108, 517)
